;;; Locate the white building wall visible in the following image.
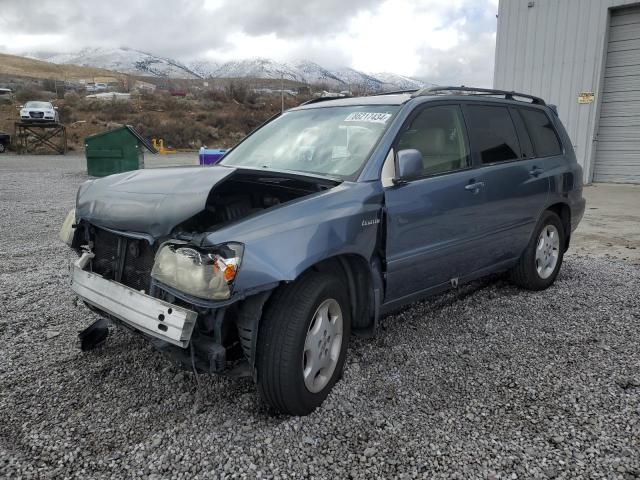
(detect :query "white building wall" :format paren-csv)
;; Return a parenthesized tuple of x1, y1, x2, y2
(494, 0, 639, 182)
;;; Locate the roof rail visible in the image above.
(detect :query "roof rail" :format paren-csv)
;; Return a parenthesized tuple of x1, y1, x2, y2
(299, 96, 351, 106)
(411, 86, 546, 105)
(371, 89, 420, 96)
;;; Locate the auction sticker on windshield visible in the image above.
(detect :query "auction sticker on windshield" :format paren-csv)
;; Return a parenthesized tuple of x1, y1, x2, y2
(344, 112, 392, 124)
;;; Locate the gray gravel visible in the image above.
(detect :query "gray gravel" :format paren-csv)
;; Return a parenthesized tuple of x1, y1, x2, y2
(1, 155, 639, 479)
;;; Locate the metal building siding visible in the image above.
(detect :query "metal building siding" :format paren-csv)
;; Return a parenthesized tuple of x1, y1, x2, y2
(494, 0, 639, 183)
(594, 5, 640, 183)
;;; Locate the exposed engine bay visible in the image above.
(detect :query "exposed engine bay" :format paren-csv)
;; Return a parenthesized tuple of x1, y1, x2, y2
(176, 170, 338, 233)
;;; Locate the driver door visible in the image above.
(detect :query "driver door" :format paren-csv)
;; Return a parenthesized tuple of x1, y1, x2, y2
(383, 104, 489, 302)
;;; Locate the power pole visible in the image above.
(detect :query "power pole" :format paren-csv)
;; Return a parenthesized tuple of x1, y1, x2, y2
(281, 73, 284, 113)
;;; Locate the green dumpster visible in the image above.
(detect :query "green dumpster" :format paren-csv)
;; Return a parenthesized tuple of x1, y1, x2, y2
(85, 125, 157, 177)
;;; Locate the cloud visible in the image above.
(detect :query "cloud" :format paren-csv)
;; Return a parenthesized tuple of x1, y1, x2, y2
(221, 0, 381, 37)
(0, 0, 498, 86)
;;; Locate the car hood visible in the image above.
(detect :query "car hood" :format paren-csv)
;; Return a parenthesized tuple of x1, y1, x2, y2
(76, 166, 237, 239)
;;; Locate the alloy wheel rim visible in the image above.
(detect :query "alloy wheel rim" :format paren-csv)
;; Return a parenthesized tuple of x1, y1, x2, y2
(535, 224, 560, 279)
(302, 298, 343, 393)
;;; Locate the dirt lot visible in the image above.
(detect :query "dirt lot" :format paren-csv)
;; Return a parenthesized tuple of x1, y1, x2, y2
(0, 154, 638, 479)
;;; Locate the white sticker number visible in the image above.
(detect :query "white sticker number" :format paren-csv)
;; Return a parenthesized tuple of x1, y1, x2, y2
(344, 112, 392, 124)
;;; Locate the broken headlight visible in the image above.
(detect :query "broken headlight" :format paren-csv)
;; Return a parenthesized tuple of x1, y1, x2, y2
(59, 208, 76, 245)
(151, 243, 243, 300)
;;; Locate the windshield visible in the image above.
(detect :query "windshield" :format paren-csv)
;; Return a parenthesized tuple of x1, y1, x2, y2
(220, 105, 399, 179)
(25, 102, 52, 109)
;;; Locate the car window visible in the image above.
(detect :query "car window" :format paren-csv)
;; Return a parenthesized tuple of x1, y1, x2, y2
(396, 105, 469, 176)
(220, 105, 399, 179)
(510, 108, 535, 159)
(25, 101, 52, 108)
(465, 105, 521, 164)
(519, 108, 563, 157)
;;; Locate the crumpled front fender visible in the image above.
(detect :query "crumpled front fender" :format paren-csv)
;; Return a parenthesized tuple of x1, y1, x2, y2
(200, 181, 384, 294)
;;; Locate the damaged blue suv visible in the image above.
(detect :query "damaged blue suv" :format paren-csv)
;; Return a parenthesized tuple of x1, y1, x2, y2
(61, 87, 586, 415)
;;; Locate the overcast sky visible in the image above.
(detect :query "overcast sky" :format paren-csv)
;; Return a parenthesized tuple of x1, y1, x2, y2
(0, 0, 499, 85)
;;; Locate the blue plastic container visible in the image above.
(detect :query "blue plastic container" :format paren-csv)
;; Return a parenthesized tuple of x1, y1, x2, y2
(199, 148, 227, 165)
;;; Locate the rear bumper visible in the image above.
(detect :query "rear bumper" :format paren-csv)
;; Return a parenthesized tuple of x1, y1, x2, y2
(71, 252, 197, 348)
(571, 197, 586, 232)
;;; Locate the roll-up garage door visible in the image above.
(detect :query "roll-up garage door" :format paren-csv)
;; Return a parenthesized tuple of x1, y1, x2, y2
(594, 6, 640, 183)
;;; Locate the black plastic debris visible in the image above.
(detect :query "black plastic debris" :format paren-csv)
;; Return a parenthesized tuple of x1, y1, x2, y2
(78, 318, 110, 351)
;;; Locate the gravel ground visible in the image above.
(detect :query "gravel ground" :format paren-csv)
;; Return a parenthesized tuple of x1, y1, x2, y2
(1, 155, 639, 479)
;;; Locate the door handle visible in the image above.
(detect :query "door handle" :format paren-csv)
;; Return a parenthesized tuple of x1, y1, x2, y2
(529, 166, 543, 177)
(464, 181, 485, 193)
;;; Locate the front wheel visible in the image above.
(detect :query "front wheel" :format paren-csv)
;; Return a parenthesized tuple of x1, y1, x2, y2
(510, 210, 565, 290)
(256, 272, 351, 415)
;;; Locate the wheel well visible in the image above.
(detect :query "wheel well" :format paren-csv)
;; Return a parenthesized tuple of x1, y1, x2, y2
(307, 254, 375, 332)
(546, 202, 571, 251)
(237, 254, 376, 370)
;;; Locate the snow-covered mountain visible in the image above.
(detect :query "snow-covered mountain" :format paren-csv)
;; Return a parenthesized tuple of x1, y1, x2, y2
(24, 47, 429, 91)
(329, 67, 389, 93)
(212, 58, 305, 83)
(27, 47, 202, 79)
(292, 60, 345, 87)
(186, 59, 221, 78)
(371, 72, 432, 91)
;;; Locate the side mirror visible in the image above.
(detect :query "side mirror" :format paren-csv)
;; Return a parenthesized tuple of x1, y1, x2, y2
(54, 106, 58, 110)
(394, 149, 423, 184)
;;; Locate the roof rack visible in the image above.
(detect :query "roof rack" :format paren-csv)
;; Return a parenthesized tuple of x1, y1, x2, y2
(411, 86, 546, 105)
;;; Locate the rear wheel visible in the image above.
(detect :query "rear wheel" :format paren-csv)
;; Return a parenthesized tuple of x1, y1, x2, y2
(510, 210, 565, 290)
(0, 143, 5, 153)
(256, 272, 350, 415)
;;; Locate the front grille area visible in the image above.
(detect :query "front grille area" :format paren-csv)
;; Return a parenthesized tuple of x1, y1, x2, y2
(92, 228, 119, 281)
(29, 111, 44, 118)
(122, 238, 156, 292)
(91, 227, 156, 292)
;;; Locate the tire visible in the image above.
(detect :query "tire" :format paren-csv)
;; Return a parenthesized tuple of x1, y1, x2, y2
(256, 272, 351, 415)
(510, 210, 565, 291)
(0, 143, 4, 153)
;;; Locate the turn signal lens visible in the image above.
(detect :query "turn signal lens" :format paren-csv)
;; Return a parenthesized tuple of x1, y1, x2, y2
(59, 208, 76, 245)
(223, 264, 237, 282)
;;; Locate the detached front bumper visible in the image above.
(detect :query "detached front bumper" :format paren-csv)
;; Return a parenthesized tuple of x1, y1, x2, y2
(71, 252, 197, 348)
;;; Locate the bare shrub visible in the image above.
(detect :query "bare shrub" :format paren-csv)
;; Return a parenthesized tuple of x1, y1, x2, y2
(57, 105, 74, 124)
(15, 88, 46, 103)
(78, 99, 136, 121)
(202, 89, 227, 102)
(41, 79, 57, 93)
(225, 81, 250, 103)
(134, 114, 218, 149)
(158, 94, 190, 112)
(139, 91, 156, 103)
(64, 92, 81, 107)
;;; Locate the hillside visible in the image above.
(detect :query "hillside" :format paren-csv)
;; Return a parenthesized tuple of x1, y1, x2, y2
(0, 53, 127, 82)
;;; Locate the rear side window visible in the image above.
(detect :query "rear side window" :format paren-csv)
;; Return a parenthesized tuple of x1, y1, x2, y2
(465, 105, 521, 164)
(510, 108, 535, 158)
(519, 109, 563, 157)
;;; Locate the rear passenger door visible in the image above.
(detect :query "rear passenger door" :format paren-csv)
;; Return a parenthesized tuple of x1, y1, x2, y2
(461, 103, 550, 271)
